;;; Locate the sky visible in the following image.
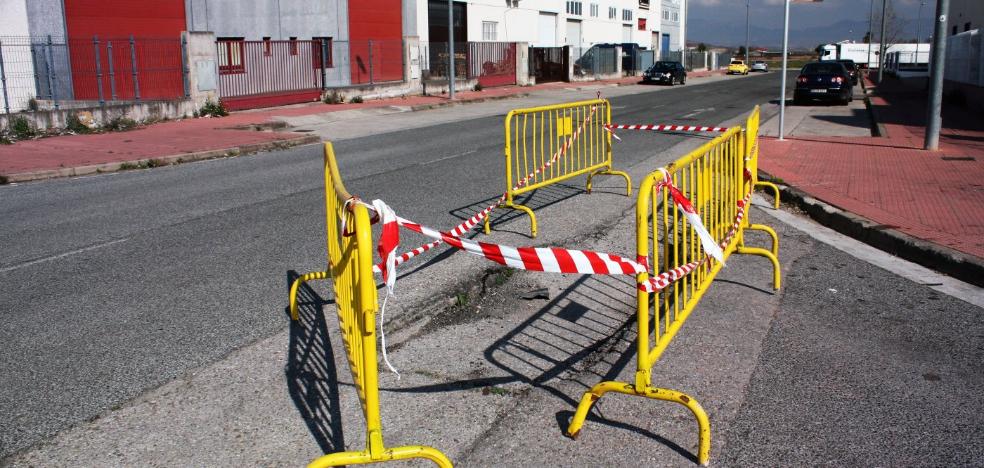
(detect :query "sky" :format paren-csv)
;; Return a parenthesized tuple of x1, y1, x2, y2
(687, 0, 938, 47)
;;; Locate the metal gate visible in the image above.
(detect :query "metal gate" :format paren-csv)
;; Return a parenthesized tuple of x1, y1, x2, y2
(468, 42, 516, 87)
(216, 39, 326, 111)
(530, 46, 567, 83)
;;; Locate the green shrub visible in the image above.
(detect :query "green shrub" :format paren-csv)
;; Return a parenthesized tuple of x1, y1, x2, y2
(103, 116, 137, 132)
(199, 99, 228, 117)
(351, 95, 364, 104)
(11, 117, 35, 139)
(65, 114, 92, 134)
(323, 91, 345, 104)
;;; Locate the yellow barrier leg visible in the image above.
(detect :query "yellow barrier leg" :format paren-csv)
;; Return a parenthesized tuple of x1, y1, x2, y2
(289, 270, 330, 320)
(566, 381, 711, 466)
(736, 246, 781, 290)
(488, 202, 538, 238)
(747, 223, 779, 258)
(586, 169, 633, 196)
(308, 445, 453, 468)
(754, 181, 780, 209)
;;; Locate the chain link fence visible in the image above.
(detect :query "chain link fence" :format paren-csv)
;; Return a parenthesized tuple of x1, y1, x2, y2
(572, 46, 618, 78)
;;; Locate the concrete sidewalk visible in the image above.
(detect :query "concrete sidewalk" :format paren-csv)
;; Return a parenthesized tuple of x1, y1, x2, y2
(759, 75, 984, 286)
(0, 71, 724, 183)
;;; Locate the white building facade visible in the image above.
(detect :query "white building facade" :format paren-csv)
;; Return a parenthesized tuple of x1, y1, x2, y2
(658, 0, 685, 55)
(413, 0, 683, 54)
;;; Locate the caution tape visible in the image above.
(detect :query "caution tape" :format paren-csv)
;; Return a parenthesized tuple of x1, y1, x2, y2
(605, 124, 728, 132)
(372, 104, 600, 274)
(365, 173, 750, 294)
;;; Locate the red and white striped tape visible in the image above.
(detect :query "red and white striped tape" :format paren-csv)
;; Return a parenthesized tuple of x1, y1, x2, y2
(366, 174, 750, 294)
(605, 123, 728, 132)
(372, 105, 600, 274)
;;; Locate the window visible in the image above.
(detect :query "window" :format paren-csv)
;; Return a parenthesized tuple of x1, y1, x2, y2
(609, 6, 617, 19)
(505, 0, 518, 6)
(262, 37, 271, 56)
(663, 10, 669, 20)
(289, 36, 298, 55)
(590, 3, 598, 17)
(952, 25, 958, 35)
(966, 22, 972, 32)
(622, 9, 632, 21)
(312, 37, 333, 69)
(639, 0, 650, 9)
(638, 18, 646, 31)
(217, 37, 244, 74)
(482, 21, 498, 41)
(566, 1, 582, 16)
(672, 11, 678, 22)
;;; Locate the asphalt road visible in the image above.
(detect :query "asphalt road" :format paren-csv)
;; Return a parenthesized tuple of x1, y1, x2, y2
(0, 73, 789, 458)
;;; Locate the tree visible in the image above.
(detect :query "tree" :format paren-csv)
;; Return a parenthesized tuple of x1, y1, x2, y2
(697, 43, 708, 53)
(875, 1, 909, 51)
(737, 45, 746, 56)
(863, 31, 872, 43)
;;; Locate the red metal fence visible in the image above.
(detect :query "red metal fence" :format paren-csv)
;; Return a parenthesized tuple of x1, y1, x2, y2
(468, 42, 516, 87)
(216, 39, 327, 111)
(70, 36, 185, 101)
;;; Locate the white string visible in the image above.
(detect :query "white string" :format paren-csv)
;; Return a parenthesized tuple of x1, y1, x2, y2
(378, 293, 400, 379)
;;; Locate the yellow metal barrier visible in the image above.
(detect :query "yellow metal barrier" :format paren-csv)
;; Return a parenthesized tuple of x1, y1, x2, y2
(742, 106, 781, 258)
(289, 143, 452, 468)
(485, 98, 631, 238)
(566, 111, 780, 466)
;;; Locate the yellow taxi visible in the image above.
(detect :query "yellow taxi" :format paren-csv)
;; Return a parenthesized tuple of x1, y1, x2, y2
(727, 60, 750, 75)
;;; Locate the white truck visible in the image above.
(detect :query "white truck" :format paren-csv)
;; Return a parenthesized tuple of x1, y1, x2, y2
(819, 42, 930, 69)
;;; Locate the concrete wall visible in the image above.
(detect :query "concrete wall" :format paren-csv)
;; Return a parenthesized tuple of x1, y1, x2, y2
(184, 0, 348, 42)
(25, 0, 67, 38)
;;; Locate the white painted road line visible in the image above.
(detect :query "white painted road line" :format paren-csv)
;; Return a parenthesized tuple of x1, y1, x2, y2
(0, 238, 129, 274)
(753, 195, 984, 308)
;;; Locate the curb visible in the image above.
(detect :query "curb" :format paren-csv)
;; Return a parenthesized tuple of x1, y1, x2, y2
(759, 172, 984, 288)
(2, 133, 321, 184)
(409, 92, 530, 111)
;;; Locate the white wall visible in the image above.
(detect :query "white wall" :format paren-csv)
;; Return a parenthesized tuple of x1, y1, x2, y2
(659, 0, 683, 54)
(0, 0, 36, 112)
(416, 0, 662, 49)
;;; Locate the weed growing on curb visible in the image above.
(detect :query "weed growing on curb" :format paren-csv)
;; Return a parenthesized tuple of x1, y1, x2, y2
(199, 99, 228, 117)
(473, 83, 483, 92)
(65, 114, 92, 134)
(0, 131, 11, 145)
(324, 91, 345, 104)
(103, 117, 137, 132)
(118, 162, 139, 171)
(11, 117, 35, 140)
(145, 159, 166, 168)
(351, 95, 364, 104)
(454, 292, 469, 307)
(0, 175, 9, 185)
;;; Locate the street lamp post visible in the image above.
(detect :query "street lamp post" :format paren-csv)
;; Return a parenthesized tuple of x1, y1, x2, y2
(448, 0, 455, 100)
(915, 1, 925, 67)
(745, 0, 750, 64)
(867, 0, 875, 73)
(779, 0, 824, 141)
(877, 0, 888, 83)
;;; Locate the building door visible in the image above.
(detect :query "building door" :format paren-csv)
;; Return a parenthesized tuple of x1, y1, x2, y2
(537, 13, 557, 47)
(565, 19, 582, 48)
(622, 24, 632, 43)
(652, 32, 660, 51)
(662, 33, 670, 56)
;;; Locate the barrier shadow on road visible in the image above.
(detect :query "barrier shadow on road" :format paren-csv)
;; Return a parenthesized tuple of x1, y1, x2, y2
(284, 270, 346, 455)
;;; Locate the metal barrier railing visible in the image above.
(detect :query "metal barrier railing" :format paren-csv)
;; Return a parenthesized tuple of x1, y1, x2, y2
(487, 98, 630, 237)
(566, 107, 780, 466)
(288, 143, 451, 468)
(744, 106, 781, 255)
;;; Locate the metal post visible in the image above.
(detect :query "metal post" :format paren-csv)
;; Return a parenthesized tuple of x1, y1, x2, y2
(924, 0, 949, 151)
(94, 36, 105, 106)
(877, 0, 888, 83)
(745, 0, 750, 64)
(108, 41, 117, 100)
(181, 35, 191, 97)
(368, 39, 374, 84)
(0, 40, 10, 114)
(867, 0, 874, 72)
(778, 0, 790, 141)
(915, 1, 925, 68)
(320, 38, 328, 91)
(129, 35, 140, 101)
(46, 35, 58, 110)
(448, 0, 455, 100)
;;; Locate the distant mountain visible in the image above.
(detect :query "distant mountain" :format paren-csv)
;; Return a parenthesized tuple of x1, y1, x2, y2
(688, 18, 875, 50)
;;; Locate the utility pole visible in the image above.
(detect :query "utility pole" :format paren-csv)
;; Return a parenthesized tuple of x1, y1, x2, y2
(915, 1, 925, 66)
(877, 0, 888, 83)
(745, 0, 750, 64)
(779, 0, 791, 140)
(448, 0, 455, 100)
(925, 0, 949, 150)
(867, 0, 875, 72)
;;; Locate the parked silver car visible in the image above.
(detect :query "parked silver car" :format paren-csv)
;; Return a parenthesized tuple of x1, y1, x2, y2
(751, 61, 769, 72)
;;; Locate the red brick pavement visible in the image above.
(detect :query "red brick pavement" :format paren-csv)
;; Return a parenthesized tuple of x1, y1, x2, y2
(760, 76, 984, 260)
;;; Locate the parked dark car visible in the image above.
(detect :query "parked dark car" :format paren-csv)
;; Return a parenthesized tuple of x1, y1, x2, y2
(836, 59, 860, 86)
(794, 62, 853, 105)
(643, 61, 686, 85)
